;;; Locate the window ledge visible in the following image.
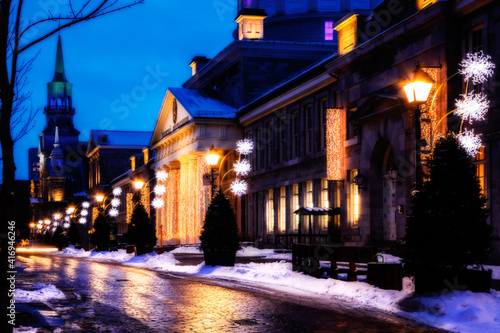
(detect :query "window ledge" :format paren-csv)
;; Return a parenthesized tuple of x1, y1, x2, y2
(344, 136, 359, 147)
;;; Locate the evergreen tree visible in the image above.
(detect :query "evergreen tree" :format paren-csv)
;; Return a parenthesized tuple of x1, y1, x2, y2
(92, 213, 110, 252)
(68, 222, 81, 246)
(52, 226, 66, 251)
(199, 190, 241, 255)
(404, 134, 491, 278)
(128, 203, 156, 255)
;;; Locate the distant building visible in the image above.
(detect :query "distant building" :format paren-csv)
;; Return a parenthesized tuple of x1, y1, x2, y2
(86, 130, 152, 223)
(30, 36, 89, 225)
(28, 148, 40, 181)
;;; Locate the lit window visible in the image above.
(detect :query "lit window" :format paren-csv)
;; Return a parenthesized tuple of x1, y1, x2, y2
(292, 184, 299, 230)
(267, 189, 274, 233)
(320, 179, 329, 229)
(279, 187, 286, 232)
(325, 21, 334, 41)
(475, 146, 486, 198)
(306, 181, 313, 208)
(348, 170, 359, 227)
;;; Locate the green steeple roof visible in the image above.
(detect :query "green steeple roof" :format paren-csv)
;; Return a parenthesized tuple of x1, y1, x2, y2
(52, 36, 68, 82)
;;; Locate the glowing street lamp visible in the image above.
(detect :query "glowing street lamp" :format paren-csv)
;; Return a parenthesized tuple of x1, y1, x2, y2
(205, 145, 220, 198)
(404, 67, 434, 103)
(404, 66, 435, 189)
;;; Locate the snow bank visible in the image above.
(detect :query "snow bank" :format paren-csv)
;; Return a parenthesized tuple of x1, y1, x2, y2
(14, 327, 38, 333)
(124, 252, 179, 270)
(15, 284, 66, 303)
(170, 246, 202, 254)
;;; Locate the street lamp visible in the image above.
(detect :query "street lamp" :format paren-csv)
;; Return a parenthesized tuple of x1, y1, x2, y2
(404, 66, 435, 189)
(205, 145, 220, 198)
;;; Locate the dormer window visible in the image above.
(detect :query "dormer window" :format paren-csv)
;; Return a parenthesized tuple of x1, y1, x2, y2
(236, 8, 267, 40)
(334, 15, 358, 55)
(417, 0, 437, 10)
(98, 135, 108, 144)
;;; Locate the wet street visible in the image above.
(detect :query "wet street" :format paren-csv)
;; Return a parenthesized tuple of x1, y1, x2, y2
(16, 255, 444, 332)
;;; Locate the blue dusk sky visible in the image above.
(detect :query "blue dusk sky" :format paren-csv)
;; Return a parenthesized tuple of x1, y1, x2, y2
(8, 0, 237, 181)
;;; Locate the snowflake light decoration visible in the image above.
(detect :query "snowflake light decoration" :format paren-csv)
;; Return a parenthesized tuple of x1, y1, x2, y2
(113, 187, 122, 196)
(82, 201, 90, 209)
(230, 179, 248, 196)
(79, 217, 86, 224)
(152, 197, 164, 209)
(109, 208, 119, 217)
(64, 216, 70, 222)
(81, 209, 88, 217)
(456, 129, 482, 157)
(154, 184, 166, 196)
(63, 222, 70, 228)
(233, 159, 251, 176)
(111, 198, 121, 207)
(156, 170, 168, 182)
(236, 139, 254, 155)
(459, 51, 495, 85)
(455, 92, 489, 123)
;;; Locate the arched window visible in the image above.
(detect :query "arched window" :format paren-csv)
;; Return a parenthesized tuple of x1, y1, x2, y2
(58, 95, 65, 108)
(50, 95, 56, 108)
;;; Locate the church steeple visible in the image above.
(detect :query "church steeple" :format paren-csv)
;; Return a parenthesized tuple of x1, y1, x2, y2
(52, 36, 68, 82)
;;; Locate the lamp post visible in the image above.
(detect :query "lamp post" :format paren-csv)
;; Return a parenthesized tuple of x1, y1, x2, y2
(404, 66, 435, 189)
(205, 145, 220, 198)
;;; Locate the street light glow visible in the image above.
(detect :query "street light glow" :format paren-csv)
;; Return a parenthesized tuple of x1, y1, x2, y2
(205, 145, 220, 166)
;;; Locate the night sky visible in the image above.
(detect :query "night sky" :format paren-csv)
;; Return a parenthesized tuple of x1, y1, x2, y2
(10, 0, 236, 181)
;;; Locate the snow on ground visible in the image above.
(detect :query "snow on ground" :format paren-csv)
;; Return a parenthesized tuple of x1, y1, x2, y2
(44, 246, 500, 333)
(15, 284, 66, 303)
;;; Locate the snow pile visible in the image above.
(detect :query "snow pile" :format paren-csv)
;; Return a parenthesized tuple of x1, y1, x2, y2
(236, 246, 276, 257)
(13, 327, 38, 333)
(124, 252, 179, 270)
(89, 249, 134, 262)
(15, 284, 66, 303)
(402, 289, 500, 332)
(170, 246, 202, 254)
(59, 245, 90, 257)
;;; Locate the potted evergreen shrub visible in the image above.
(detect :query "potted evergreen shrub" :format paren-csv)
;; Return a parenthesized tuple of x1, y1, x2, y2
(91, 212, 110, 252)
(199, 190, 241, 266)
(127, 203, 157, 255)
(68, 222, 81, 249)
(403, 134, 492, 293)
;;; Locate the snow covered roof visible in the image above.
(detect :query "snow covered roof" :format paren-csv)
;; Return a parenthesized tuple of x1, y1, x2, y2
(87, 130, 152, 156)
(89, 130, 152, 147)
(169, 88, 237, 118)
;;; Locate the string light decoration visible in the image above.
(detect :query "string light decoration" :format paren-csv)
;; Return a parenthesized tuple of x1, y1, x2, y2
(236, 138, 254, 155)
(152, 197, 164, 209)
(326, 108, 343, 180)
(109, 208, 119, 217)
(112, 187, 122, 196)
(156, 170, 168, 182)
(459, 51, 495, 85)
(230, 139, 254, 195)
(453, 51, 494, 155)
(233, 159, 251, 176)
(154, 184, 166, 196)
(230, 178, 248, 196)
(455, 92, 489, 123)
(456, 129, 482, 157)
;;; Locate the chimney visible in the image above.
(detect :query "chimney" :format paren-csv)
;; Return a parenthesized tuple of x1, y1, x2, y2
(189, 56, 210, 76)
